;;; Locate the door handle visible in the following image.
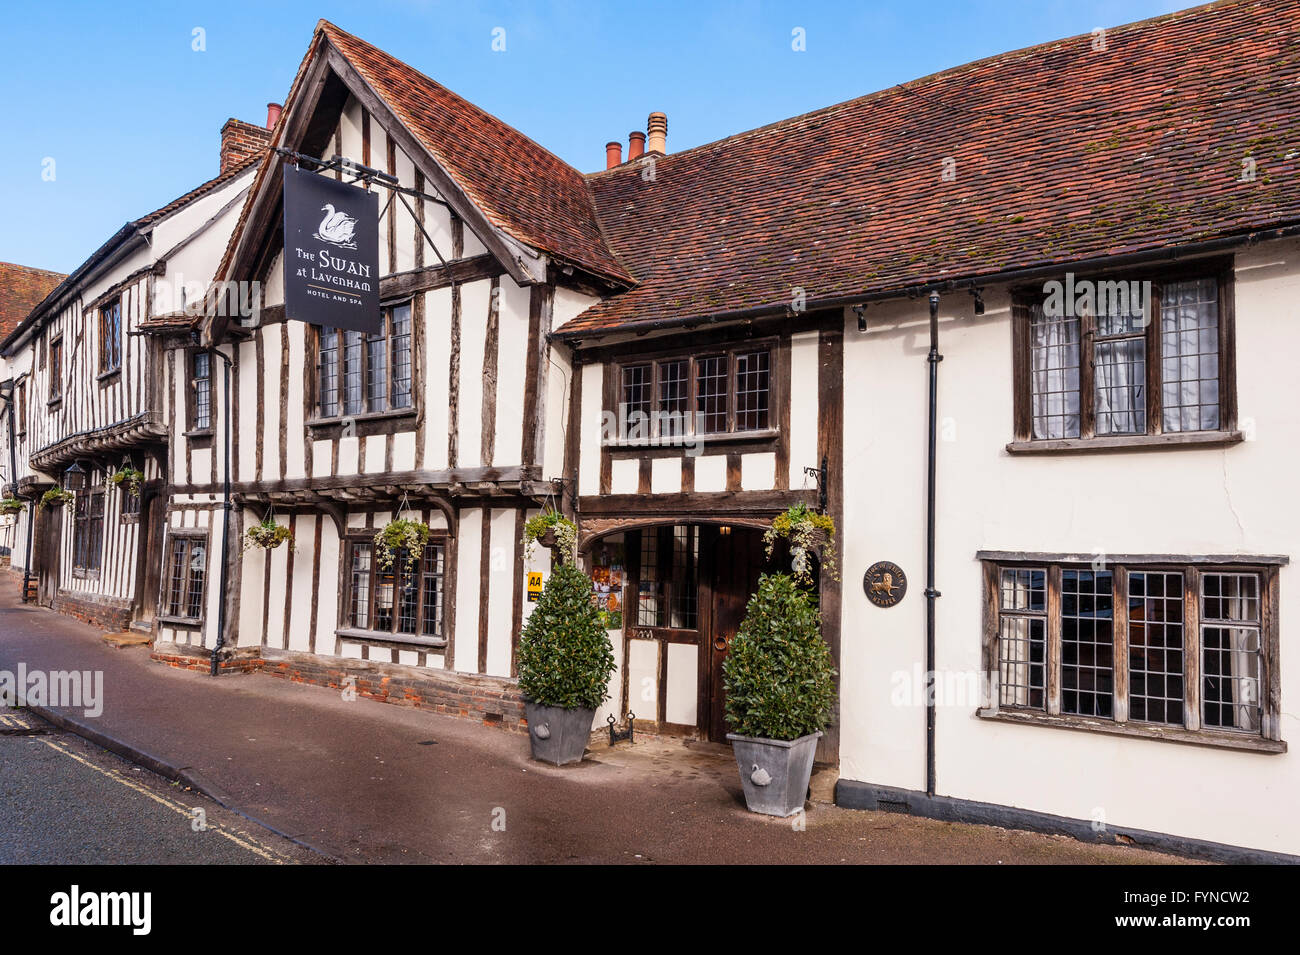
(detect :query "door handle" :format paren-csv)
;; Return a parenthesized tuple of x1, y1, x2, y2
(714, 635, 729, 651)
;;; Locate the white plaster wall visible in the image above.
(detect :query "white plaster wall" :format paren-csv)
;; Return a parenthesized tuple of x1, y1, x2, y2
(578, 363, 603, 495)
(493, 277, 530, 464)
(838, 239, 1300, 855)
(453, 507, 483, 673)
(484, 508, 516, 677)
(457, 279, 490, 467)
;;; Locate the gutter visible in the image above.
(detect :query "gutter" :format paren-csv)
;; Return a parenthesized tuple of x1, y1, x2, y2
(549, 222, 1300, 343)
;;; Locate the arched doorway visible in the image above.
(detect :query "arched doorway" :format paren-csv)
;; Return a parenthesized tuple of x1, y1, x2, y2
(589, 521, 809, 743)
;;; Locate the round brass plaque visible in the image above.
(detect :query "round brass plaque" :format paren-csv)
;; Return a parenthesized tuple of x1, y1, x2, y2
(863, 561, 907, 608)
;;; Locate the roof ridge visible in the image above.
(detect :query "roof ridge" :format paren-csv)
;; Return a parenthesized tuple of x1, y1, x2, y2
(316, 20, 589, 185)
(584, 0, 1241, 179)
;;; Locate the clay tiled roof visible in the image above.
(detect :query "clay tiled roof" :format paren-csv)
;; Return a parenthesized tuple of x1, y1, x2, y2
(0, 262, 66, 342)
(319, 22, 631, 285)
(561, 0, 1300, 337)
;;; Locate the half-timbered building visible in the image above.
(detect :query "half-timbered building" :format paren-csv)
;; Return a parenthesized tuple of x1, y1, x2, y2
(28, 0, 1289, 859)
(0, 119, 268, 630)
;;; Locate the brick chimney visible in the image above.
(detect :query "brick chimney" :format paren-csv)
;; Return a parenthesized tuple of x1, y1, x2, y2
(219, 113, 275, 176)
(605, 141, 623, 169)
(628, 130, 645, 161)
(646, 112, 667, 154)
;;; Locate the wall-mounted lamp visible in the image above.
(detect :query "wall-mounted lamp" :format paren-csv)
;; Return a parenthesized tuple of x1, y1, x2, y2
(853, 304, 867, 332)
(63, 460, 87, 492)
(970, 287, 985, 315)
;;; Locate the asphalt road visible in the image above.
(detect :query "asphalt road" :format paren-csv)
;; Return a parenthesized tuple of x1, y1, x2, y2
(0, 709, 324, 865)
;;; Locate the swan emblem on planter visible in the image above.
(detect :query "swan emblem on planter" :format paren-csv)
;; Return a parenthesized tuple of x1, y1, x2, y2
(533, 722, 551, 740)
(314, 204, 358, 249)
(750, 764, 773, 787)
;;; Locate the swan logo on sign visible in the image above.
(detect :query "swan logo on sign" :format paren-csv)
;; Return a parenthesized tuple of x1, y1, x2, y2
(314, 203, 359, 249)
(283, 163, 380, 333)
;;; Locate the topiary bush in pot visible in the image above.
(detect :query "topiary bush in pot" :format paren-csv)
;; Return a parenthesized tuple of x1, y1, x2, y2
(517, 563, 616, 765)
(723, 572, 837, 815)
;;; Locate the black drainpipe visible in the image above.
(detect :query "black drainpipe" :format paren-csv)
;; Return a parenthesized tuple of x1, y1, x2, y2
(210, 347, 233, 676)
(925, 291, 942, 798)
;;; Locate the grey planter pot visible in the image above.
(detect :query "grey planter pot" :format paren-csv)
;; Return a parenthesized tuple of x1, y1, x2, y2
(726, 731, 823, 817)
(524, 701, 595, 765)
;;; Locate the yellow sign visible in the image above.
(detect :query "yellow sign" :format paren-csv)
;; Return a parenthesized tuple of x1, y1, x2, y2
(527, 572, 543, 602)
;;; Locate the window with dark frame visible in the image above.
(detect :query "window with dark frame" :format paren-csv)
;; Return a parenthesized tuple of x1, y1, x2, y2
(72, 473, 105, 577)
(635, 525, 699, 630)
(48, 338, 62, 402)
(986, 558, 1279, 745)
(99, 298, 122, 375)
(344, 538, 446, 641)
(1014, 267, 1234, 443)
(191, 351, 212, 432)
(16, 381, 25, 437)
(617, 344, 773, 443)
(164, 534, 208, 621)
(316, 303, 413, 420)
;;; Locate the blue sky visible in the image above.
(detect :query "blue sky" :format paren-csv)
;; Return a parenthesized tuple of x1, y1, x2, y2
(1, 0, 1187, 273)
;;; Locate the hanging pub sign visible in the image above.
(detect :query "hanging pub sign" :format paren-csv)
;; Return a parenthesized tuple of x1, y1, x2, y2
(282, 163, 381, 333)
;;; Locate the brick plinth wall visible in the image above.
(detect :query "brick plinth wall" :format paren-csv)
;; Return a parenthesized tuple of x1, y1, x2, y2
(260, 648, 527, 732)
(151, 642, 265, 674)
(52, 591, 132, 632)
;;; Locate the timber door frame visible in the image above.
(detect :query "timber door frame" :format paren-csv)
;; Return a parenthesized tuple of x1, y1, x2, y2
(132, 479, 166, 626)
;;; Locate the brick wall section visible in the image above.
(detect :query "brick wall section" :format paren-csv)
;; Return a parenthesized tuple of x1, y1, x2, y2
(52, 591, 131, 632)
(220, 119, 271, 175)
(261, 649, 528, 731)
(151, 643, 264, 674)
(149, 644, 528, 732)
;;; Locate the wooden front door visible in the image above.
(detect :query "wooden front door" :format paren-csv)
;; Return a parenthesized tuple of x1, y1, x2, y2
(132, 486, 165, 625)
(705, 527, 768, 743)
(34, 504, 62, 607)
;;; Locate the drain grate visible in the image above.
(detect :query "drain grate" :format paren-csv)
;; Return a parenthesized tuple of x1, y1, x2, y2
(876, 799, 911, 814)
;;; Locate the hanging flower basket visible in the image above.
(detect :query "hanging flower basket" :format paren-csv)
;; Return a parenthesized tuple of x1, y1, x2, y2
(374, 518, 431, 575)
(0, 498, 24, 515)
(111, 466, 144, 498)
(523, 510, 577, 565)
(763, 502, 838, 587)
(243, 517, 292, 552)
(39, 487, 74, 511)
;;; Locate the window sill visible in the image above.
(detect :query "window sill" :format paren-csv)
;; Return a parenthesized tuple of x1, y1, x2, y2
(1006, 430, 1243, 454)
(158, 614, 204, 629)
(183, 428, 214, 439)
(96, 368, 121, 384)
(307, 407, 416, 429)
(47, 397, 62, 409)
(977, 707, 1286, 754)
(602, 428, 779, 451)
(335, 627, 447, 650)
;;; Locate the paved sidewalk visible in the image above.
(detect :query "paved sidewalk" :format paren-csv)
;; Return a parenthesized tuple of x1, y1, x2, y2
(0, 576, 1190, 864)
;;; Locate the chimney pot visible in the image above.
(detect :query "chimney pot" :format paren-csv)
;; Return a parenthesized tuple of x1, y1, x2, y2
(628, 131, 646, 160)
(605, 140, 623, 169)
(646, 112, 667, 154)
(266, 102, 283, 130)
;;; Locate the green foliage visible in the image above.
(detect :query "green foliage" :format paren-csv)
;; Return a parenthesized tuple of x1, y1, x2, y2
(111, 467, 144, 497)
(0, 498, 24, 515)
(763, 502, 838, 586)
(723, 573, 837, 741)
(244, 517, 292, 552)
(39, 487, 74, 511)
(517, 564, 615, 710)
(523, 510, 577, 565)
(374, 518, 431, 575)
